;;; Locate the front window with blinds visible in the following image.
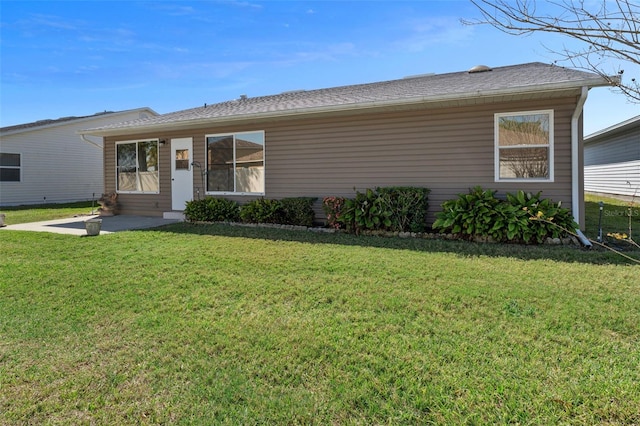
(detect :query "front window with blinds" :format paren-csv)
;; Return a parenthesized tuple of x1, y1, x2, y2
(0, 153, 21, 182)
(495, 110, 554, 182)
(116, 140, 159, 193)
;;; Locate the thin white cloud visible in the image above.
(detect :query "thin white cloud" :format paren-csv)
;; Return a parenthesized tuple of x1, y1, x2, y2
(24, 13, 80, 31)
(395, 17, 476, 52)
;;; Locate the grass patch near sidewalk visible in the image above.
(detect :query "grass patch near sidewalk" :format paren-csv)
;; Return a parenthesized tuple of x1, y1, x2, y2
(1, 201, 95, 225)
(1, 226, 639, 424)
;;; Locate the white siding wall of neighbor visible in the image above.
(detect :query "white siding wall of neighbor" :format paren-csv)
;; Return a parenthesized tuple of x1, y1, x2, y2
(0, 110, 153, 206)
(584, 130, 640, 166)
(584, 116, 639, 198)
(585, 160, 640, 197)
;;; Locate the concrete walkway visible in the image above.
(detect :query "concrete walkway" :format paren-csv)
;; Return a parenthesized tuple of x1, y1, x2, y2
(0, 215, 183, 236)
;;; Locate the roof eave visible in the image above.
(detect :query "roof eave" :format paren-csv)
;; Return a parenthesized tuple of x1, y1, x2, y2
(584, 114, 640, 143)
(1, 107, 158, 137)
(83, 78, 609, 137)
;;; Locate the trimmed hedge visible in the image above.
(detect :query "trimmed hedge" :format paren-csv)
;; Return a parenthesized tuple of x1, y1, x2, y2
(184, 197, 240, 222)
(279, 197, 317, 227)
(185, 197, 317, 227)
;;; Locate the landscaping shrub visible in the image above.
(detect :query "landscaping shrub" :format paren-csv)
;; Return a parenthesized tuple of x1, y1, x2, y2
(239, 198, 283, 224)
(339, 188, 392, 234)
(336, 186, 430, 234)
(184, 197, 240, 222)
(432, 186, 578, 244)
(279, 197, 317, 227)
(506, 190, 579, 243)
(378, 186, 430, 232)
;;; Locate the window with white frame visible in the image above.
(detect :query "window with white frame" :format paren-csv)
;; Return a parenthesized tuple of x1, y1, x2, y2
(206, 131, 265, 194)
(116, 140, 159, 193)
(495, 110, 553, 181)
(0, 153, 21, 182)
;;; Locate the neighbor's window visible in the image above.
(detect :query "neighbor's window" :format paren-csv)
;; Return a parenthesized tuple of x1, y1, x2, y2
(0, 153, 21, 182)
(495, 110, 553, 181)
(206, 131, 265, 194)
(116, 140, 159, 193)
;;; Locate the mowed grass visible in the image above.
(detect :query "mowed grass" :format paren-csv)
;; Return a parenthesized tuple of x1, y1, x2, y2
(584, 193, 640, 250)
(1, 201, 95, 225)
(1, 222, 639, 424)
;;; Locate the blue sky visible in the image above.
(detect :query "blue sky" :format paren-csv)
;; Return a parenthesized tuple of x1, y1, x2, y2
(1, 0, 637, 134)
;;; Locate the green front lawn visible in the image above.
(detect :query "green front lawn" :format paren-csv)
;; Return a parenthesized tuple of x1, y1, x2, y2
(1, 222, 638, 424)
(1, 201, 95, 225)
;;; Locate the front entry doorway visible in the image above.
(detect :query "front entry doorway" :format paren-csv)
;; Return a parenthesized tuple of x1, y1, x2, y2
(171, 138, 193, 211)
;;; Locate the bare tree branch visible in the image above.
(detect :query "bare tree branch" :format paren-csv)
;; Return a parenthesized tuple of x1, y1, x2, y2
(463, 0, 640, 102)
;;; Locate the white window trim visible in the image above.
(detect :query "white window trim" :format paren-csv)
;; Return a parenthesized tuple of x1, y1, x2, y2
(115, 139, 160, 194)
(0, 152, 22, 183)
(205, 130, 265, 196)
(494, 109, 554, 183)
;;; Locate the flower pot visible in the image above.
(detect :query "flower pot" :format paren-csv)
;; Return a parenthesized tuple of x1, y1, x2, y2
(85, 218, 102, 236)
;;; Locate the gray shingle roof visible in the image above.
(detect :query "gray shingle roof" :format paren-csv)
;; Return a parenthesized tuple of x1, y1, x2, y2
(1, 108, 158, 135)
(83, 63, 609, 135)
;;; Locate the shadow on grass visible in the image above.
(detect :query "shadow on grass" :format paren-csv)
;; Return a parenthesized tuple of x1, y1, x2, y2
(148, 222, 638, 266)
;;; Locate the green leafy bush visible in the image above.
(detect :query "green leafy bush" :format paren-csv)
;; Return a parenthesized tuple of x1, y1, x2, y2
(279, 197, 317, 227)
(378, 186, 430, 232)
(239, 198, 283, 224)
(432, 187, 578, 244)
(506, 190, 579, 243)
(337, 186, 430, 234)
(432, 187, 504, 239)
(184, 197, 240, 222)
(339, 188, 392, 234)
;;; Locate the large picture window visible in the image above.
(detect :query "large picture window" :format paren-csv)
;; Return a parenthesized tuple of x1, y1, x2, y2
(495, 110, 553, 181)
(0, 153, 21, 182)
(116, 140, 159, 193)
(206, 131, 265, 194)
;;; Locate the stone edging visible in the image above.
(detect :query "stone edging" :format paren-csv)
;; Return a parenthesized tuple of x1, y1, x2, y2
(187, 220, 581, 246)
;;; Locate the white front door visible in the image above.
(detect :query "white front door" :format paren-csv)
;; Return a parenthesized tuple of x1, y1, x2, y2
(171, 138, 193, 211)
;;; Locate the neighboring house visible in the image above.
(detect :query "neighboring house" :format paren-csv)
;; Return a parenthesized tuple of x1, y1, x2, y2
(81, 63, 609, 228)
(0, 108, 157, 206)
(584, 115, 640, 198)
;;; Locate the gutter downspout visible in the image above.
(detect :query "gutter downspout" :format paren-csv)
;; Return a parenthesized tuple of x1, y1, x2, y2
(80, 133, 103, 150)
(572, 86, 591, 248)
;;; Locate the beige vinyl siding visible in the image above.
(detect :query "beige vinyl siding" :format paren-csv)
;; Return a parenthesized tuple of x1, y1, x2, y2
(104, 96, 579, 223)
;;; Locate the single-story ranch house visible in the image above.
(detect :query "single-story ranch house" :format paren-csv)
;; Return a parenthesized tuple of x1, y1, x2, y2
(0, 108, 157, 206)
(584, 115, 639, 198)
(82, 62, 610, 228)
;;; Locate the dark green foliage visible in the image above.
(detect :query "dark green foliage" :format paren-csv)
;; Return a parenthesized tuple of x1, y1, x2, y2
(505, 190, 579, 243)
(279, 197, 317, 227)
(339, 188, 392, 234)
(433, 187, 579, 244)
(432, 187, 504, 239)
(239, 198, 283, 224)
(186, 197, 317, 227)
(338, 186, 430, 234)
(184, 197, 240, 222)
(378, 186, 430, 232)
